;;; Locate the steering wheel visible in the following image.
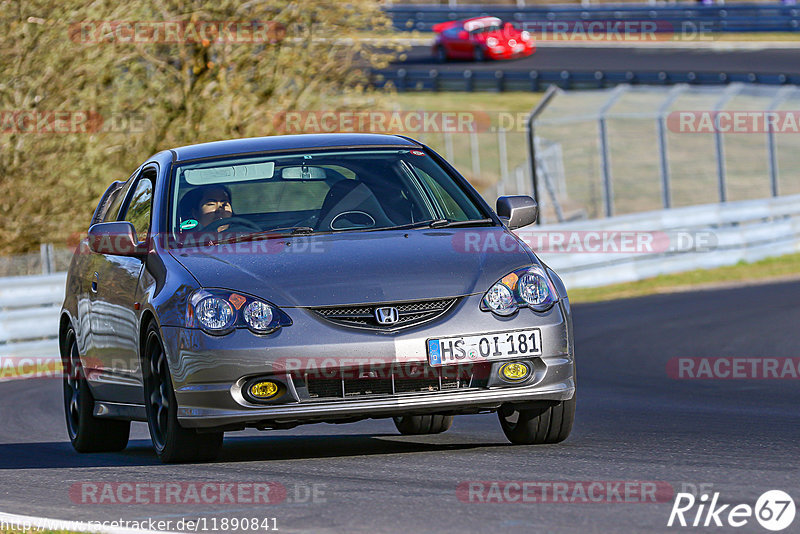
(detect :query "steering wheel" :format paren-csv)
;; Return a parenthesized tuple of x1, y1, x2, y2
(202, 216, 260, 233)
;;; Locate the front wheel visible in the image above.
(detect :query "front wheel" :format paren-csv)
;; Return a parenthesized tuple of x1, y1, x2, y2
(473, 46, 486, 62)
(393, 415, 453, 435)
(143, 323, 223, 463)
(62, 327, 130, 452)
(498, 397, 575, 445)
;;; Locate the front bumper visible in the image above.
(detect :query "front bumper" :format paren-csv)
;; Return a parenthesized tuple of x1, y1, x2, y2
(160, 294, 575, 429)
(487, 45, 535, 60)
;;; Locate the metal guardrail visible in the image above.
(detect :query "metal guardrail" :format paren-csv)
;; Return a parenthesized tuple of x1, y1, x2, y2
(372, 69, 799, 92)
(1, 194, 799, 362)
(387, 4, 800, 32)
(0, 273, 65, 361)
(530, 193, 800, 288)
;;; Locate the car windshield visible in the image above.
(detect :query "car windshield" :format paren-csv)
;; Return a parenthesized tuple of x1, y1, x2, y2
(169, 148, 491, 245)
(469, 25, 501, 34)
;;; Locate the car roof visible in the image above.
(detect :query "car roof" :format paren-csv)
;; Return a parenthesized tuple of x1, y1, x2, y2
(170, 133, 420, 162)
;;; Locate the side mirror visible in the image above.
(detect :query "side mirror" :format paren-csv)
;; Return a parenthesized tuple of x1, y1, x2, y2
(496, 195, 538, 230)
(88, 221, 146, 257)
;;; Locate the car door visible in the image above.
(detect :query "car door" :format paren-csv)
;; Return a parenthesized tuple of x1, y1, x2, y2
(87, 166, 156, 403)
(82, 173, 135, 374)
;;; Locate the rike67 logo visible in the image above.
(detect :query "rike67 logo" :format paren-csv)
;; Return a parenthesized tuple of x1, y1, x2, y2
(668, 490, 795, 531)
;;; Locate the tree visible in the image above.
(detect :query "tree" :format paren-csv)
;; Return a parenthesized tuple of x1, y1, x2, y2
(0, 0, 400, 254)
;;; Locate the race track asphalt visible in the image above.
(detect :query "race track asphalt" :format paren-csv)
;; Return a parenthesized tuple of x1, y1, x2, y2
(1, 279, 798, 533)
(394, 44, 800, 76)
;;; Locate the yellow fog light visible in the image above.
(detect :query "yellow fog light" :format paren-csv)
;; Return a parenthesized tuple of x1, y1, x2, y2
(249, 380, 281, 400)
(499, 362, 530, 382)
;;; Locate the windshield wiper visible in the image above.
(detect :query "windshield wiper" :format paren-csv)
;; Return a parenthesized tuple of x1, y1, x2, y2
(212, 226, 314, 245)
(428, 218, 495, 228)
(362, 218, 496, 233)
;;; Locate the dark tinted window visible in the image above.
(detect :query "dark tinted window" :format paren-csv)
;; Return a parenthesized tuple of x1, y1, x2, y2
(123, 174, 154, 242)
(103, 175, 135, 222)
(171, 149, 489, 241)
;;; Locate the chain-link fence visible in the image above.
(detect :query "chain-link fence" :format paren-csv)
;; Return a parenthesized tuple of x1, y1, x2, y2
(413, 128, 533, 204)
(0, 245, 73, 277)
(496, 83, 800, 224)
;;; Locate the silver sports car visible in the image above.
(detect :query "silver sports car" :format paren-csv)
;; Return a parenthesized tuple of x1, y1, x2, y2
(60, 133, 575, 462)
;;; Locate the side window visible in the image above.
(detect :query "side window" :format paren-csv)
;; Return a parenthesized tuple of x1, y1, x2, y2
(413, 167, 469, 221)
(92, 181, 123, 225)
(103, 175, 136, 222)
(122, 172, 155, 242)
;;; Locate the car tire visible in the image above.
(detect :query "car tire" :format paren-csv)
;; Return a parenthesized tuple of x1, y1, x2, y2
(434, 46, 447, 63)
(498, 397, 575, 445)
(473, 46, 486, 62)
(393, 414, 453, 435)
(143, 322, 223, 463)
(62, 327, 130, 453)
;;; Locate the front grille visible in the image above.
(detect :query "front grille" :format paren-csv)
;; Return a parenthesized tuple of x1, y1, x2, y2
(311, 298, 459, 331)
(295, 363, 479, 401)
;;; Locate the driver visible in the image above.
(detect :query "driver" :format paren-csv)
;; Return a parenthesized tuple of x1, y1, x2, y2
(180, 185, 234, 232)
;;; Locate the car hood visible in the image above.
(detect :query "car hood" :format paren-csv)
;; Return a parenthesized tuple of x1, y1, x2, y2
(477, 31, 521, 43)
(170, 227, 536, 307)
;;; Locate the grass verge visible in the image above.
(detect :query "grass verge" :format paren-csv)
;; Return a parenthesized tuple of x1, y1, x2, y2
(568, 252, 800, 303)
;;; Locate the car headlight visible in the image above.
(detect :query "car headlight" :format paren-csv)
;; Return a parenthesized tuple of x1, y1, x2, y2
(187, 289, 291, 335)
(243, 300, 274, 333)
(484, 282, 517, 316)
(487, 37, 499, 47)
(194, 296, 235, 334)
(481, 265, 557, 316)
(518, 269, 554, 309)
(521, 31, 531, 41)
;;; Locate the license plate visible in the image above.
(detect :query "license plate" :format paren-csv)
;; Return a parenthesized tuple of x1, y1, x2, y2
(427, 328, 542, 367)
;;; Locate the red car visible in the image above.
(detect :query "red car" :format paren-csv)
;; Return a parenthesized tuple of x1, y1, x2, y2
(432, 17, 535, 62)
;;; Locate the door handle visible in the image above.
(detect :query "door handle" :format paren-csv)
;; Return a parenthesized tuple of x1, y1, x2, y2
(91, 272, 99, 293)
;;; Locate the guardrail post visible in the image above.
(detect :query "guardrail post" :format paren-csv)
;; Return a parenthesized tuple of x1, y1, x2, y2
(766, 86, 796, 198)
(464, 69, 474, 92)
(430, 69, 439, 92)
(712, 83, 743, 203)
(656, 84, 688, 209)
(527, 85, 560, 225)
(530, 71, 539, 92)
(39, 243, 54, 275)
(397, 68, 407, 92)
(470, 130, 481, 181)
(495, 70, 504, 92)
(597, 85, 629, 218)
(444, 130, 455, 162)
(498, 127, 509, 189)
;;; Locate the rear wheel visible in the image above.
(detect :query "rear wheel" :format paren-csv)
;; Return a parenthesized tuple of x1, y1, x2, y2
(434, 46, 447, 63)
(62, 327, 130, 452)
(143, 323, 223, 463)
(393, 415, 453, 435)
(473, 46, 486, 62)
(498, 397, 575, 445)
